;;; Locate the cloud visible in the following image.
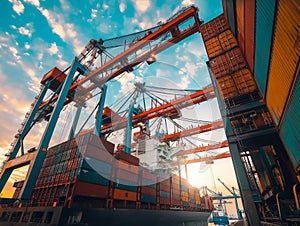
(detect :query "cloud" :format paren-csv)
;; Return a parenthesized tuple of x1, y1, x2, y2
(131, 17, 154, 30)
(59, 0, 70, 11)
(119, 2, 126, 13)
(39, 8, 66, 40)
(103, 3, 109, 9)
(18, 26, 32, 37)
(24, 43, 30, 49)
(133, 0, 151, 13)
(184, 61, 197, 77)
(118, 72, 136, 94)
(181, 0, 194, 6)
(98, 22, 111, 34)
(47, 42, 58, 55)
(24, 0, 40, 7)
(9, 46, 21, 61)
(9, 0, 24, 15)
(91, 9, 98, 19)
(33, 6, 84, 55)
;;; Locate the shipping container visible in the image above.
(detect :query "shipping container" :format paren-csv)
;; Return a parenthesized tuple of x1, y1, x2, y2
(200, 14, 229, 41)
(218, 29, 238, 53)
(216, 75, 239, 99)
(254, 0, 277, 96)
(279, 71, 300, 171)
(232, 68, 257, 94)
(40, 68, 67, 92)
(113, 188, 137, 201)
(266, 0, 300, 125)
(204, 37, 223, 59)
(141, 186, 156, 196)
(114, 150, 139, 166)
(204, 29, 238, 59)
(225, 0, 236, 36)
(235, 0, 245, 53)
(244, 0, 255, 72)
(209, 47, 246, 78)
(74, 181, 108, 199)
(140, 193, 156, 204)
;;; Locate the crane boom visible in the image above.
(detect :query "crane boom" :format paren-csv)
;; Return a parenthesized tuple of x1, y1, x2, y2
(160, 120, 224, 142)
(38, 6, 202, 116)
(175, 141, 228, 156)
(81, 86, 215, 135)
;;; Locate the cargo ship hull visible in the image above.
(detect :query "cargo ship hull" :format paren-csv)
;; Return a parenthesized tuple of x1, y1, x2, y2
(0, 206, 210, 226)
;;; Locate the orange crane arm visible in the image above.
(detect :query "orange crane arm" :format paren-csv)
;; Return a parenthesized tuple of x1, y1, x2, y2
(80, 87, 215, 135)
(173, 153, 231, 165)
(175, 141, 229, 156)
(39, 6, 201, 111)
(160, 120, 224, 142)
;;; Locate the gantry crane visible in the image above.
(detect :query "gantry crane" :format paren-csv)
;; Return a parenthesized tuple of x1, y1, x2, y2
(217, 178, 243, 220)
(0, 5, 230, 202)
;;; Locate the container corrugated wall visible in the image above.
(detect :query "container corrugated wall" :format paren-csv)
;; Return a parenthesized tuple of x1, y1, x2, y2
(266, 0, 300, 125)
(279, 70, 300, 171)
(225, 0, 236, 36)
(235, 0, 245, 53)
(254, 0, 277, 96)
(244, 0, 255, 72)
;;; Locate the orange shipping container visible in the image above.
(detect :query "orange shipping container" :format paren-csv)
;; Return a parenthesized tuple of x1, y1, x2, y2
(266, 0, 300, 125)
(218, 30, 238, 52)
(113, 188, 137, 201)
(74, 181, 108, 199)
(210, 48, 246, 78)
(116, 161, 139, 174)
(216, 75, 239, 99)
(232, 68, 257, 94)
(204, 37, 223, 58)
(244, 0, 255, 72)
(236, 0, 245, 53)
(200, 14, 229, 41)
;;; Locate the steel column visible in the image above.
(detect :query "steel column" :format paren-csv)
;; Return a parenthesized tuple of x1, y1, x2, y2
(94, 84, 107, 136)
(124, 106, 134, 154)
(68, 104, 82, 140)
(0, 83, 49, 194)
(19, 60, 83, 200)
(208, 63, 260, 225)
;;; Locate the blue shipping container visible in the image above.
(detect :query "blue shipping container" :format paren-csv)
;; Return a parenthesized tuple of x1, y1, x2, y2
(82, 158, 111, 175)
(159, 190, 170, 199)
(141, 193, 156, 204)
(79, 169, 110, 186)
(280, 72, 300, 169)
(254, 0, 277, 96)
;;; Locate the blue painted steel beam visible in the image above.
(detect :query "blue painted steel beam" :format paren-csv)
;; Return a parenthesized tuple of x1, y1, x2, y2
(19, 60, 85, 200)
(124, 106, 134, 153)
(68, 104, 82, 140)
(207, 63, 260, 225)
(10, 83, 49, 160)
(94, 84, 107, 136)
(0, 83, 49, 194)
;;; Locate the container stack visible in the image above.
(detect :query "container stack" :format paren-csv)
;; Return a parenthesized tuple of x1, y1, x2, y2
(200, 15, 259, 107)
(111, 160, 139, 208)
(12, 181, 24, 199)
(140, 168, 157, 208)
(171, 174, 181, 206)
(200, 14, 273, 135)
(32, 132, 115, 207)
(180, 178, 189, 208)
(158, 177, 171, 209)
(32, 132, 212, 212)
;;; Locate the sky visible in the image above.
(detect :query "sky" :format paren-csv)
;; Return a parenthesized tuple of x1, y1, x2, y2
(0, 0, 241, 217)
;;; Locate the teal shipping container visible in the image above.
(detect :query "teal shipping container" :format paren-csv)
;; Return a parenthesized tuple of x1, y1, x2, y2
(279, 72, 300, 171)
(254, 0, 277, 96)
